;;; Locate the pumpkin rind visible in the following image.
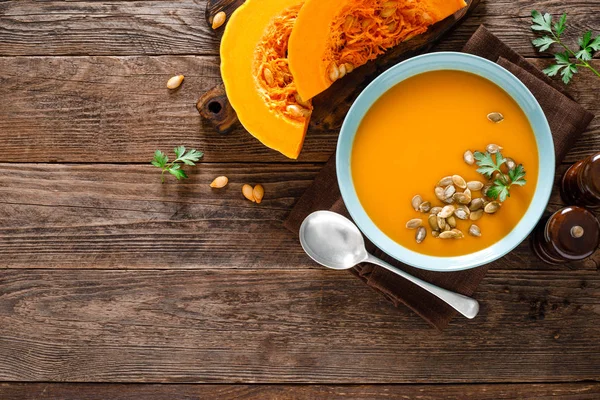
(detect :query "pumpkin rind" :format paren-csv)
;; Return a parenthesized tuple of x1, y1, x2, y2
(220, 0, 309, 159)
(288, 0, 468, 100)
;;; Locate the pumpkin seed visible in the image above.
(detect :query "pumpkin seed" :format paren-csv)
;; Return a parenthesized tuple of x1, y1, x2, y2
(380, 7, 396, 18)
(453, 193, 470, 205)
(438, 205, 455, 218)
(419, 201, 431, 213)
(294, 92, 311, 108)
(469, 224, 482, 237)
(210, 176, 228, 188)
(486, 143, 503, 154)
(361, 18, 373, 29)
(467, 181, 484, 191)
(329, 63, 340, 81)
(432, 230, 440, 238)
(338, 63, 347, 79)
(211, 11, 227, 29)
(406, 218, 422, 229)
(439, 231, 459, 239)
(434, 186, 446, 201)
(482, 182, 492, 198)
(484, 201, 501, 214)
(464, 150, 475, 165)
(469, 198, 484, 211)
(387, 21, 397, 31)
(487, 112, 504, 123)
(454, 207, 469, 220)
(344, 63, 354, 74)
(505, 157, 516, 171)
(428, 214, 439, 230)
(343, 15, 355, 30)
(263, 68, 274, 86)
(438, 176, 453, 187)
(452, 175, 467, 189)
(443, 224, 452, 232)
(451, 228, 465, 239)
(242, 184, 255, 202)
(166, 74, 184, 89)
(470, 209, 484, 221)
(253, 184, 264, 204)
(443, 197, 455, 204)
(443, 185, 456, 199)
(286, 104, 309, 118)
(437, 216, 447, 231)
(415, 226, 427, 244)
(411, 195, 423, 211)
(464, 188, 472, 198)
(447, 216, 457, 228)
(430, 206, 443, 215)
(382, 0, 398, 6)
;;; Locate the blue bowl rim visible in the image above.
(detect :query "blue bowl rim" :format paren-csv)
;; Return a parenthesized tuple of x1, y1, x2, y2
(336, 51, 555, 272)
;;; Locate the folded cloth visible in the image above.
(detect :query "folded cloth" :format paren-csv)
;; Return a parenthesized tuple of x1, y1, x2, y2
(284, 25, 595, 330)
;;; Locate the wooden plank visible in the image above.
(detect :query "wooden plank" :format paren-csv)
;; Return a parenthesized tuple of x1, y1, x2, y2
(1, 163, 598, 270)
(0, 56, 597, 163)
(1, 0, 599, 57)
(2, 382, 600, 399)
(1, 268, 599, 383)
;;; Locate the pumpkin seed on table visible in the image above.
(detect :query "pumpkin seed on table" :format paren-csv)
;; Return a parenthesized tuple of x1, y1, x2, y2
(469, 224, 482, 237)
(166, 74, 184, 89)
(469, 198, 484, 211)
(486, 143, 503, 154)
(470, 209, 484, 221)
(484, 201, 501, 214)
(211, 11, 227, 29)
(418, 201, 431, 213)
(487, 112, 504, 123)
(467, 181, 484, 191)
(253, 184, 265, 204)
(438, 205, 455, 218)
(210, 176, 229, 188)
(463, 150, 475, 165)
(406, 218, 422, 229)
(452, 175, 467, 189)
(428, 214, 439, 230)
(242, 184, 255, 202)
(415, 226, 427, 244)
(411, 194, 423, 211)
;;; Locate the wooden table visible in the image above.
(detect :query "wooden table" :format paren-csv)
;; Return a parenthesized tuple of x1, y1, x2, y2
(1, 1, 599, 398)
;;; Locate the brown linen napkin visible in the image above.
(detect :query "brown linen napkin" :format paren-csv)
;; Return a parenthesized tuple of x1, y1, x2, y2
(284, 25, 595, 330)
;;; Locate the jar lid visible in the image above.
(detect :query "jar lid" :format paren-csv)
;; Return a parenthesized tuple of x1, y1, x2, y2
(546, 206, 600, 261)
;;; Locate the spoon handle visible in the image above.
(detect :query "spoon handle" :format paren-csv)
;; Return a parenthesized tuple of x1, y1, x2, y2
(365, 254, 480, 319)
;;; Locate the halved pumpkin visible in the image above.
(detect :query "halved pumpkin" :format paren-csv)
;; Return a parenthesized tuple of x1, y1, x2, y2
(288, 0, 468, 100)
(220, 0, 311, 159)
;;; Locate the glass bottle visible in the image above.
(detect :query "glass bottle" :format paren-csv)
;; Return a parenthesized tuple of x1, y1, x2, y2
(561, 152, 600, 208)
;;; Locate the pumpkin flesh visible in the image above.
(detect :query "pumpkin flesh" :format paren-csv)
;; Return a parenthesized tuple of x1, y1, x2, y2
(221, 0, 311, 159)
(288, 0, 468, 100)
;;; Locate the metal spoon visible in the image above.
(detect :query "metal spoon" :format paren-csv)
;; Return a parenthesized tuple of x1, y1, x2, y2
(299, 211, 480, 319)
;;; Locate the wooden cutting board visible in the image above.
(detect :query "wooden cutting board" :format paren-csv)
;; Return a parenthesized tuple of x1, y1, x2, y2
(200, 0, 481, 135)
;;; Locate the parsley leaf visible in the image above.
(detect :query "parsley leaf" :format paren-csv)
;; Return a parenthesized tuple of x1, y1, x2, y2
(474, 151, 527, 202)
(474, 151, 506, 178)
(151, 147, 204, 182)
(531, 10, 553, 33)
(532, 36, 556, 52)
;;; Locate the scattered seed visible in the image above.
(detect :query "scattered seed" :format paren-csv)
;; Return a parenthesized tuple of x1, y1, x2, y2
(484, 201, 501, 214)
(435, 186, 446, 201)
(263, 68, 275, 86)
(415, 226, 427, 244)
(453, 193, 471, 205)
(253, 184, 264, 204)
(437, 216, 447, 231)
(447, 216, 457, 228)
(166, 74, 184, 89)
(439, 230, 459, 239)
(411, 195, 423, 211)
(438, 205, 455, 218)
(428, 214, 439, 230)
(242, 184, 255, 202)
(432, 230, 440, 238)
(469, 198, 484, 211)
(451, 228, 465, 239)
(469, 224, 482, 237)
(210, 176, 228, 188)
(505, 157, 516, 171)
(406, 218, 422, 229)
(211, 11, 227, 29)
(464, 188, 472, 198)
(419, 201, 431, 213)
(329, 63, 340, 82)
(443, 224, 452, 232)
(443, 197, 455, 204)
(438, 176, 453, 187)
(464, 150, 475, 165)
(486, 143, 503, 154)
(430, 207, 443, 215)
(487, 112, 504, 123)
(454, 207, 469, 220)
(467, 181, 484, 191)
(443, 185, 456, 199)
(470, 209, 484, 221)
(452, 175, 467, 189)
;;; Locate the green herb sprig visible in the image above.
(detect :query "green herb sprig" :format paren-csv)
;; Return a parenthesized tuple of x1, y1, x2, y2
(151, 146, 204, 182)
(474, 151, 527, 202)
(531, 10, 600, 84)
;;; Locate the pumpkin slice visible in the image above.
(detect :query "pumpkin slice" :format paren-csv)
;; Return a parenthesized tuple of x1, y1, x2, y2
(288, 0, 468, 100)
(220, 0, 311, 159)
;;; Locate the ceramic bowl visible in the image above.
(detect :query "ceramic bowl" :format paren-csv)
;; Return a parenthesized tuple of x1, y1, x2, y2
(336, 52, 554, 272)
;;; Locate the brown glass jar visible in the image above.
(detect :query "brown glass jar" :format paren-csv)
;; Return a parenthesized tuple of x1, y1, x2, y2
(532, 206, 600, 265)
(561, 152, 600, 208)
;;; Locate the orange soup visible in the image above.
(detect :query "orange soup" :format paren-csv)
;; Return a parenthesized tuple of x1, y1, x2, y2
(351, 70, 538, 256)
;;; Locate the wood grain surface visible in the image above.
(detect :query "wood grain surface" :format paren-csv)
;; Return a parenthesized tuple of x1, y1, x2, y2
(1, 0, 600, 395)
(2, 382, 600, 399)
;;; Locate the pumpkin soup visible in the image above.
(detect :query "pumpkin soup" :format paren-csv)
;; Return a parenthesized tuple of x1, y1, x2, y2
(351, 70, 538, 256)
